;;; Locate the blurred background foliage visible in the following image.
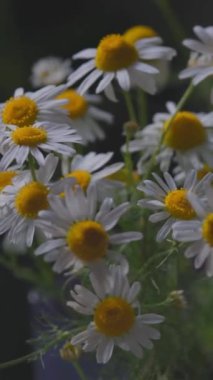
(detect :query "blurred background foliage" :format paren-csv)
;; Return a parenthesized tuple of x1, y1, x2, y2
(1, 0, 213, 379)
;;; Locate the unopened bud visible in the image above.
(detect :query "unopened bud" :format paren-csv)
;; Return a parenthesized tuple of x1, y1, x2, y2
(59, 341, 81, 362)
(168, 290, 187, 309)
(123, 120, 139, 136)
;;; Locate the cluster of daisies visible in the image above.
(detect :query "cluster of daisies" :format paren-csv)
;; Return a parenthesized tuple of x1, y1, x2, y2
(1, 24, 213, 366)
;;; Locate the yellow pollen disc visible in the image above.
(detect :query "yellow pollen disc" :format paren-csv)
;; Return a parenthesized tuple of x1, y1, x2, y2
(0, 171, 16, 191)
(202, 214, 213, 246)
(56, 90, 88, 119)
(95, 34, 138, 72)
(94, 296, 135, 337)
(123, 25, 158, 44)
(2, 96, 38, 127)
(11, 126, 47, 147)
(66, 220, 108, 262)
(163, 111, 206, 151)
(15, 181, 49, 218)
(197, 164, 213, 181)
(66, 170, 91, 191)
(165, 189, 196, 220)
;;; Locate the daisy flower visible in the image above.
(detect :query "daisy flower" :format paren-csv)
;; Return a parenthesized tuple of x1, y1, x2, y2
(67, 34, 176, 100)
(123, 25, 158, 44)
(35, 184, 142, 273)
(0, 85, 71, 127)
(127, 102, 213, 172)
(0, 154, 73, 247)
(172, 186, 213, 277)
(69, 266, 164, 364)
(0, 163, 30, 207)
(0, 121, 82, 168)
(137, 170, 212, 242)
(179, 25, 213, 85)
(30, 56, 72, 88)
(56, 89, 113, 143)
(123, 25, 170, 89)
(61, 151, 124, 196)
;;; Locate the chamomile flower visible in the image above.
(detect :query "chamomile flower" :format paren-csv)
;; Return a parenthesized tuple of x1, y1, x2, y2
(0, 163, 30, 207)
(123, 25, 170, 89)
(30, 57, 72, 88)
(179, 26, 213, 85)
(123, 25, 158, 44)
(69, 266, 164, 364)
(0, 154, 71, 247)
(172, 186, 213, 277)
(0, 121, 82, 168)
(35, 184, 142, 273)
(128, 102, 213, 173)
(137, 170, 212, 242)
(56, 89, 113, 143)
(67, 34, 176, 100)
(61, 152, 124, 196)
(0, 85, 71, 127)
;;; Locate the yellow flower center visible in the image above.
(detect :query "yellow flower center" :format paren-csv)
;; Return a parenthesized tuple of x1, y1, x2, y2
(165, 189, 196, 220)
(123, 25, 157, 44)
(163, 112, 206, 151)
(197, 164, 213, 181)
(15, 181, 49, 218)
(202, 213, 213, 246)
(11, 126, 47, 147)
(95, 34, 138, 72)
(0, 171, 16, 191)
(56, 90, 88, 119)
(94, 296, 135, 337)
(66, 220, 108, 262)
(66, 170, 91, 191)
(2, 96, 38, 127)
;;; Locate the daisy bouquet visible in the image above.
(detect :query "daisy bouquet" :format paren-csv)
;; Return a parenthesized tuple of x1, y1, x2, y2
(1, 22, 213, 380)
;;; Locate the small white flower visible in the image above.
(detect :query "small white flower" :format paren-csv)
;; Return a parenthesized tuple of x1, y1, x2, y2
(127, 102, 213, 173)
(123, 25, 170, 90)
(56, 89, 113, 143)
(0, 121, 82, 167)
(0, 85, 71, 127)
(0, 154, 69, 247)
(68, 266, 164, 364)
(61, 151, 124, 197)
(67, 34, 176, 100)
(179, 26, 213, 85)
(137, 170, 211, 242)
(173, 186, 213, 277)
(30, 57, 72, 88)
(35, 184, 142, 273)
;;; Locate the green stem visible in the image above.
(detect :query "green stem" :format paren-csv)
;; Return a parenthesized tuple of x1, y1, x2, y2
(123, 91, 137, 122)
(143, 299, 171, 309)
(137, 88, 148, 128)
(0, 330, 72, 370)
(28, 154, 37, 181)
(0, 353, 37, 370)
(154, 0, 186, 49)
(122, 91, 137, 190)
(143, 81, 194, 180)
(72, 360, 88, 380)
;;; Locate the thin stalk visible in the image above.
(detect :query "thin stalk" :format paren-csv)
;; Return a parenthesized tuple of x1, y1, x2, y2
(143, 81, 194, 180)
(154, 0, 186, 49)
(122, 91, 137, 190)
(137, 88, 148, 128)
(123, 91, 137, 122)
(28, 154, 37, 181)
(72, 361, 88, 380)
